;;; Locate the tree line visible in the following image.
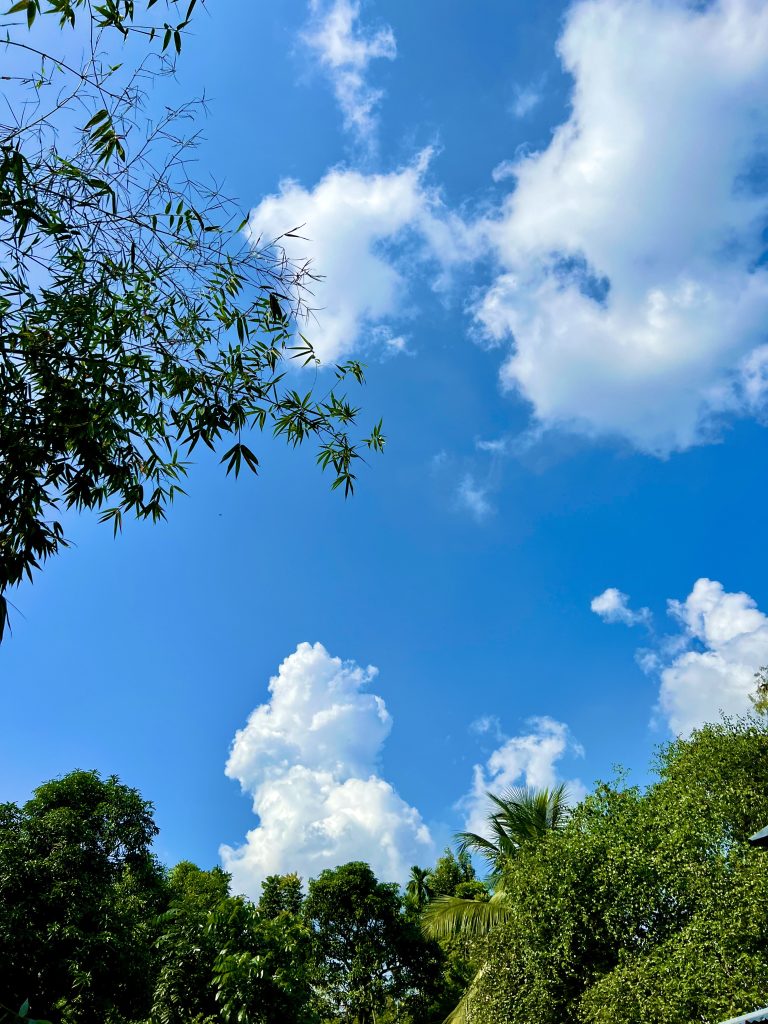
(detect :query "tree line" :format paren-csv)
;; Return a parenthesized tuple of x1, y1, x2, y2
(2, 714, 768, 1024)
(0, 768, 476, 1024)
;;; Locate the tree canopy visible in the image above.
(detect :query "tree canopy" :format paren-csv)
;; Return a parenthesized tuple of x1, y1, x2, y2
(151, 870, 316, 1024)
(0, 0, 383, 638)
(465, 717, 768, 1024)
(0, 770, 166, 1022)
(3, 717, 768, 1024)
(304, 861, 443, 1024)
(0, 778, 447, 1024)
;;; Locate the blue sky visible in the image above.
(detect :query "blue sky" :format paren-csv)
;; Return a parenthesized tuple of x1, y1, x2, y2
(4, 0, 768, 895)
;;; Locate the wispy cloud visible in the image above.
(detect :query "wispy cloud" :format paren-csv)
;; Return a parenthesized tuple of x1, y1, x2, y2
(469, 714, 503, 740)
(510, 80, 543, 119)
(475, 437, 509, 455)
(591, 587, 651, 627)
(371, 325, 413, 359)
(491, 159, 517, 184)
(303, 0, 396, 145)
(457, 474, 494, 521)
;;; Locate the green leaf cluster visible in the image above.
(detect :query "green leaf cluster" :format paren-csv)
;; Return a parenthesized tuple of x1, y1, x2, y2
(0, 770, 166, 1023)
(151, 872, 317, 1024)
(465, 717, 768, 1024)
(0, 0, 384, 639)
(305, 861, 445, 1024)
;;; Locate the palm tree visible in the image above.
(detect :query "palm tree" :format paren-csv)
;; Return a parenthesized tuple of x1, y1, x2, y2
(405, 865, 433, 911)
(421, 785, 570, 1024)
(457, 783, 570, 884)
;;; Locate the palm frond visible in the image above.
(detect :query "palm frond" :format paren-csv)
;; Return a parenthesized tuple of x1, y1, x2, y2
(454, 830, 499, 861)
(453, 785, 572, 889)
(548, 782, 571, 828)
(406, 865, 433, 908)
(485, 785, 529, 815)
(420, 892, 510, 940)
(489, 784, 571, 843)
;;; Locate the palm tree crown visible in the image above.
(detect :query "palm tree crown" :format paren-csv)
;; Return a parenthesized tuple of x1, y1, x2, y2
(455, 783, 570, 884)
(405, 865, 433, 911)
(420, 784, 570, 1024)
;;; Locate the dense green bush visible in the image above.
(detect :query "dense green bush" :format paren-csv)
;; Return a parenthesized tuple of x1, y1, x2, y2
(467, 718, 768, 1024)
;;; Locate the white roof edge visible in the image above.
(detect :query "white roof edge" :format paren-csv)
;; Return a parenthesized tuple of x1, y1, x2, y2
(719, 1009, 768, 1024)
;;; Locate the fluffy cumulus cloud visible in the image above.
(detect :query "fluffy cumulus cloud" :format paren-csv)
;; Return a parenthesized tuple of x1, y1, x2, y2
(593, 578, 768, 734)
(461, 716, 585, 836)
(475, 0, 768, 454)
(258, 0, 768, 457)
(247, 151, 465, 362)
(303, 0, 396, 143)
(656, 579, 768, 735)
(591, 587, 650, 626)
(221, 642, 433, 898)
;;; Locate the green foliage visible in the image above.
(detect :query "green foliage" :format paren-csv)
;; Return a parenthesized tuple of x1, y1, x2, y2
(455, 784, 570, 885)
(453, 881, 488, 901)
(150, 866, 316, 1024)
(0, 0, 384, 639)
(425, 849, 476, 897)
(258, 873, 304, 919)
(421, 891, 507, 943)
(405, 860, 487, 1024)
(0, 999, 50, 1024)
(7, 720, 767, 1024)
(404, 866, 434, 916)
(0, 771, 455, 1024)
(209, 899, 316, 1024)
(166, 861, 231, 913)
(753, 667, 768, 715)
(467, 717, 768, 1024)
(0, 770, 166, 1023)
(304, 861, 443, 1024)
(420, 787, 567, 1024)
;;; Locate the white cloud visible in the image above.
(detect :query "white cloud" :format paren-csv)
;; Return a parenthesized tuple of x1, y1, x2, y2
(491, 159, 517, 184)
(221, 642, 433, 897)
(593, 578, 768, 735)
(247, 151, 464, 362)
(263, 0, 768, 460)
(510, 82, 543, 119)
(591, 587, 651, 626)
(384, 335, 408, 354)
(470, 714, 503, 739)
(476, 437, 509, 454)
(303, 0, 396, 143)
(474, 0, 768, 454)
(461, 716, 585, 837)
(371, 325, 413, 358)
(457, 474, 493, 521)
(656, 578, 768, 735)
